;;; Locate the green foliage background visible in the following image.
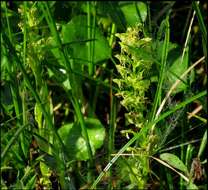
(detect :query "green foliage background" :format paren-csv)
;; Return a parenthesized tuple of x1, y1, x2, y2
(1, 1, 207, 189)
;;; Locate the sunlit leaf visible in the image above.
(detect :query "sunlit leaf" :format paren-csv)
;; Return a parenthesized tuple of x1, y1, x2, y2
(25, 175, 36, 190)
(186, 182, 198, 190)
(120, 2, 147, 27)
(58, 118, 105, 161)
(34, 103, 42, 128)
(160, 153, 188, 174)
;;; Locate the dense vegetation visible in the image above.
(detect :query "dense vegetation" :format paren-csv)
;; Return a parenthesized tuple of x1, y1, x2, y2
(1, 1, 207, 189)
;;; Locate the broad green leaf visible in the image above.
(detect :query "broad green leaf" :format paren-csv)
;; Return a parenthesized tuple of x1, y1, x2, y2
(186, 182, 198, 190)
(120, 2, 147, 27)
(85, 118, 106, 149)
(97, 2, 126, 31)
(155, 41, 178, 60)
(62, 15, 111, 64)
(58, 118, 105, 161)
(166, 47, 189, 94)
(160, 153, 188, 174)
(34, 133, 53, 156)
(156, 42, 192, 94)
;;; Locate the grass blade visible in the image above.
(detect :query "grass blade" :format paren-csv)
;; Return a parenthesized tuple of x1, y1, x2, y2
(154, 90, 207, 125)
(192, 2, 207, 46)
(1, 124, 30, 161)
(197, 130, 207, 158)
(150, 15, 170, 122)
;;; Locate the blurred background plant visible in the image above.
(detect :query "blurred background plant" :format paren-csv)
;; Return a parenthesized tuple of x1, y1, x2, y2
(1, 1, 207, 189)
